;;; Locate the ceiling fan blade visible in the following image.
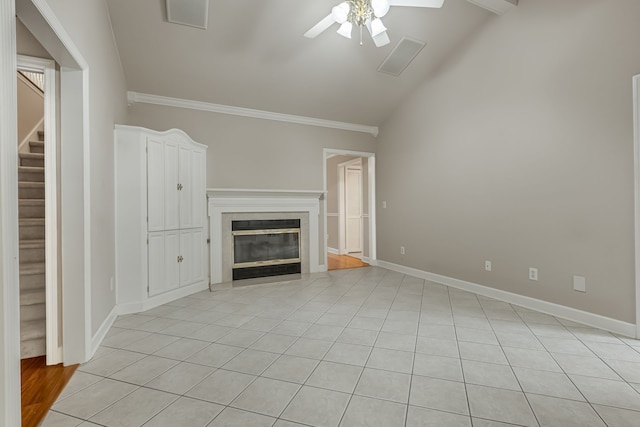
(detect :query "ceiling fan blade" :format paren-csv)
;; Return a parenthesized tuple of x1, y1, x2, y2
(388, 0, 445, 7)
(304, 14, 336, 38)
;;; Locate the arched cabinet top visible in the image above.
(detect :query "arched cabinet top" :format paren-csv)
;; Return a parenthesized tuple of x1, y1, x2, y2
(114, 125, 207, 150)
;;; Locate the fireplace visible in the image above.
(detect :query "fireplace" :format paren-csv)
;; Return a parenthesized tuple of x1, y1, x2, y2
(207, 189, 324, 285)
(232, 219, 302, 280)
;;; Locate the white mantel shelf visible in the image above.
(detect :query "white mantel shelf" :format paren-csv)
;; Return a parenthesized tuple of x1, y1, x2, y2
(206, 188, 325, 199)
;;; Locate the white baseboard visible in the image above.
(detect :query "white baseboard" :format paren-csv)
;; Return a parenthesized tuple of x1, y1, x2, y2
(89, 306, 118, 361)
(117, 281, 209, 316)
(366, 258, 378, 267)
(378, 260, 637, 338)
(318, 264, 328, 273)
(328, 247, 339, 255)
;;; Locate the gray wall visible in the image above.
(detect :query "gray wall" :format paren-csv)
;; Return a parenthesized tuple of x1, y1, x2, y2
(127, 103, 377, 265)
(127, 104, 377, 190)
(17, 74, 44, 149)
(377, 0, 640, 323)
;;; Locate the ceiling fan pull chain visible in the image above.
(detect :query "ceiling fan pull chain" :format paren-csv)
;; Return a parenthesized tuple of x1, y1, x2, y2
(360, 24, 364, 46)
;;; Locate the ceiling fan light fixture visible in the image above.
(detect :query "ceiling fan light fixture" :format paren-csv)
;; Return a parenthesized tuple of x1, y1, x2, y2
(337, 21, 353, 39)
(332, 2, 351, 23)
(370, 18, 387, 37)
(371, 0, 391, 17)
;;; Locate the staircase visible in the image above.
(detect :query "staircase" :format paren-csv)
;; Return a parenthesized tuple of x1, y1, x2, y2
(19, 130, 46, 359)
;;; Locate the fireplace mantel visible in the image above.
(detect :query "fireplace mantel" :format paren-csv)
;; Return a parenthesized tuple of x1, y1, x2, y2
(207, 189, 325, 284)
(207, 188, 325, 199)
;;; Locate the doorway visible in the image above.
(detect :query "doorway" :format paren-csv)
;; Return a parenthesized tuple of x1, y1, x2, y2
(17, 55, 60, 365)
(324, 149, 376, 271)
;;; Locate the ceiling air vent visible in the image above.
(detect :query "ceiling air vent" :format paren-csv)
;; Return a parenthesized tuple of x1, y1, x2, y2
(377, 37, 426, 77)
(466, 0, 518, 15)
(166, 0, 209, 29)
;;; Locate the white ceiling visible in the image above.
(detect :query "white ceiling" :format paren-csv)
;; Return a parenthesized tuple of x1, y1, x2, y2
(106, 0, 494, 126)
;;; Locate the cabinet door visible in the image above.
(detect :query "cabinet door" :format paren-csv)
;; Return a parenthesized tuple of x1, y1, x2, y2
(178, 146, 192, 229)
(179, 228, 204, 286)
(190, 149, 206, 229)
(164, 141, 180, 230)
(147, 138, 165, 232)
(164, 230, 180, 293)
(148, 231, 179, 296)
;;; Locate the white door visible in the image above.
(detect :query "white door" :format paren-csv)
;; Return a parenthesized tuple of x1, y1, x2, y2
(164, 141, 180, 230)
(148, 231, 179, 296)
(180, 228, 204, 286)
(179, 145, 192, 229)
(190, 149, 205, 229)
(345, 166, 363, 253)
(164, 230, 180, 293)
(147, 138, 165, 232)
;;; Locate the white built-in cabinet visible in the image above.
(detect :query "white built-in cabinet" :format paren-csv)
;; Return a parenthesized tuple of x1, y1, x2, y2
(115, 125, 208, 312)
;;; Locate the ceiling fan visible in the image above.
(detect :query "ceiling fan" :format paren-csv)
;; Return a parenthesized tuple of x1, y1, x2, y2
(304, 0, 445, 47)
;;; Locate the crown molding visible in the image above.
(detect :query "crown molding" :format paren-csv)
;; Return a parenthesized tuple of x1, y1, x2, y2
(127, 91, 379, 137)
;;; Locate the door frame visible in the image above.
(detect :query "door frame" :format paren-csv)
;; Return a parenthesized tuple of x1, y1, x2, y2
(323, 148, 376, 269)
(1, 0, 22, 423)
(338, 157, 363, 256)
(17, 54, 60, 365)
(633, 74, 640, 339)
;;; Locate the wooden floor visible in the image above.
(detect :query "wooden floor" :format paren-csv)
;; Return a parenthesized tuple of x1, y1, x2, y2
(21, 356, 78, 427)
(328, 253, 369, 270)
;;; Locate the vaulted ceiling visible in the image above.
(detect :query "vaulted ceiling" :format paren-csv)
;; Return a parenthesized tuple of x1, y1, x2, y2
(106, 0, 495, 126)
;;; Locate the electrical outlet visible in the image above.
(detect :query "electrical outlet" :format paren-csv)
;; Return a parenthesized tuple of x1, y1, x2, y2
(400, 246, 405, 255)
(382, 201, 387, 209)
(529, 268, 538, 281)
(573, 275, 586, 292)
(485, 261, 492, 271)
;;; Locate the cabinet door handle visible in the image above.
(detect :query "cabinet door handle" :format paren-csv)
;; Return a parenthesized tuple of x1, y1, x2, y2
(177, 255, 183, 263)
(177, 183, 183, 191)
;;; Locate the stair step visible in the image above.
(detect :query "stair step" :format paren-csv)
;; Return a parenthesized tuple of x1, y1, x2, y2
(18, 181, 44, 199)
(20, 273, 45, 290)
(18, 166, 44, 182)
(21, 302, 45, 322)
(21, 338, 46, 359)
(20, 261, 45, 276)
(20, 247, 45, 263)
(21, 318, 46, 341)
(37, 130, 44, 141)
(20, 239, 45, 263)
(19, 152, 44, 168)
(19, 218, 44, 240)
(19, 199, 45, 219)
(20, 239, 45, 249)
(21, 288, 46, 306)
(29, 140, 44, 154)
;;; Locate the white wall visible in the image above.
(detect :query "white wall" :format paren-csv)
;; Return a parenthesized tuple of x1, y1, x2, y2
(377, 0, 640, 323)
(36, 0, 128, 336)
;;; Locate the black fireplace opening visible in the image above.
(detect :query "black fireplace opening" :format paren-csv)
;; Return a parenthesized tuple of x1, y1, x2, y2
(231, 219, 302, 281)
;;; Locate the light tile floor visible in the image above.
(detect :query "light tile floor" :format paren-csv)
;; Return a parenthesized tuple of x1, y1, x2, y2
(43, 267, 640, 426)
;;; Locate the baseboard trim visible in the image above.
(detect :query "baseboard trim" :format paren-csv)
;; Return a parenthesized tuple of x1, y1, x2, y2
(318, 264, 328, 273)
(377, 260, 636, 338)
(117, 281, 209, 316)
(89, 306, 118, 360)
(328, 247, 339, 255)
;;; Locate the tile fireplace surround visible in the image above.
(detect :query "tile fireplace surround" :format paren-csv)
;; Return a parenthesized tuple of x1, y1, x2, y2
(208, 189, 325, 285)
